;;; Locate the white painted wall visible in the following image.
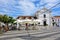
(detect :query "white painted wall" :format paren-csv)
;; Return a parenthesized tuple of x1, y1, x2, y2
(54, 18, 60, 26)
(35, 8, 52, 26)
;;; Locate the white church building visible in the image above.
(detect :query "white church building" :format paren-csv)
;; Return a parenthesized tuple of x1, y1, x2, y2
(15, 8, 53, 30)
(35, 7, 52, 26)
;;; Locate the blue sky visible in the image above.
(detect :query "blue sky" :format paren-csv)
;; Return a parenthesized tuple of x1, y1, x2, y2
(0, 0, 60, 18)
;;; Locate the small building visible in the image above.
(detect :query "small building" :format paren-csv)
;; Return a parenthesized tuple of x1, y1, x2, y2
(53, 16, 60, 27)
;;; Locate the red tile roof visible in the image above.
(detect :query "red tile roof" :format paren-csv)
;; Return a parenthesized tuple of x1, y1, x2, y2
(17, 16, 33, 19)
(54, 16, 60, 18)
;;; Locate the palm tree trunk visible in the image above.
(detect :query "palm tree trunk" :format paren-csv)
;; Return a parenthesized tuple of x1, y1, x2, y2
(4, 23, 9, 32)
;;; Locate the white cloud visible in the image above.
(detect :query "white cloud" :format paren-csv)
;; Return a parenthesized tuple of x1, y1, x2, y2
(29, 0, 37, 2)
(45, 3, 56, 8)
(0, 0, 60, 17)
(0, 12, 6, 15)
(52, 11, 60, 16)
(52, 4, 60, 9)
(16, 0, 36, 16)
(44, 0, 58, 3)
(40, 0, 60, 8)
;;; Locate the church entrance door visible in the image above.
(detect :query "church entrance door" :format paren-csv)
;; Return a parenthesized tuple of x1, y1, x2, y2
(43, 21, 47, 26)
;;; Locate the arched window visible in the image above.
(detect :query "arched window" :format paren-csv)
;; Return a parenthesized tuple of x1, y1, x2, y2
(44, 14, 46, 18)
(34, 16, 37, 19)
(38, 22, 40, 24)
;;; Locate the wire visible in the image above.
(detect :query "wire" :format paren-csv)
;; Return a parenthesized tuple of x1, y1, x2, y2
(42, 2, 60, 13)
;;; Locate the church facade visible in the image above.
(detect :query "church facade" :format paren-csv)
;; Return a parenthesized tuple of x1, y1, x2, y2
(34, 8, 52, 26)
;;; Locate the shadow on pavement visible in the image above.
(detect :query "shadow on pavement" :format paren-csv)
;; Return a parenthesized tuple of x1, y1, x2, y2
(55, 37, 60, 40)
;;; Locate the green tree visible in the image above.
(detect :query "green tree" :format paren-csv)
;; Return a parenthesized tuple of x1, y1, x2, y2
(8, 16, 16, 24)
(2, 15, 9, 23)
(0, 14, 16, 31)
(0, 15, 15, 27)
(0, 15, 3, 22)
(1, 15, 15, 24)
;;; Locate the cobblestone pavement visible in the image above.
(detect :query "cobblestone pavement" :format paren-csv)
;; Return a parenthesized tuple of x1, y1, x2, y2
(0, 31, 60, 40)
(0, 26, 60, 40)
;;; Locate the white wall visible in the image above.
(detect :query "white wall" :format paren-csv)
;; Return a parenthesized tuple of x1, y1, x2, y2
(36, 9, 52, 26)
(54, 18, 60, 26)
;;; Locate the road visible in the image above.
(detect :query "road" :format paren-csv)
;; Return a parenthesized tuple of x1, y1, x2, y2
(0, 26, 60, 40)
